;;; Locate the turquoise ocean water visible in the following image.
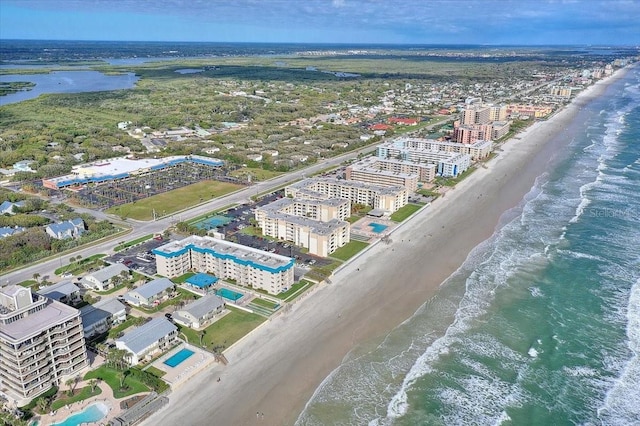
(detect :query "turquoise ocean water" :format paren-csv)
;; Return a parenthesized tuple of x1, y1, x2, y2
(297, 66, 640, 425)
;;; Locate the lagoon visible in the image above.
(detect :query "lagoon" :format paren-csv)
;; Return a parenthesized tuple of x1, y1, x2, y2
(0, 70, 139, 105)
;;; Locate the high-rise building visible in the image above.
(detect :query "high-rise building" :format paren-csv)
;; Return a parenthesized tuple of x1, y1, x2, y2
(0, 286, 88, 407)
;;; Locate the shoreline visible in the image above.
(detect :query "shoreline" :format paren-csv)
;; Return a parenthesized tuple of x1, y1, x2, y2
(141, 67, 630, 426)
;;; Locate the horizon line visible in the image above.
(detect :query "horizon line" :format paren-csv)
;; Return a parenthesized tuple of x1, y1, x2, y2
(1, 39, 638, 48)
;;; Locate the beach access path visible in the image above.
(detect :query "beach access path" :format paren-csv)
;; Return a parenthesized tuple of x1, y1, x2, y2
(141, 69, 629, 426)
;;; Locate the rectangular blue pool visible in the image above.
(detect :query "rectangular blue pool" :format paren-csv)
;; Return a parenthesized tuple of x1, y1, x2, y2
(164, 348, 195, 367)
(216, 287, 244, 301)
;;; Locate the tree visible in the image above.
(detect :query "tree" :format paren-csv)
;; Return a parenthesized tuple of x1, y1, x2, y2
(65, 378, 74, 396)
(36, 397, 48, 414)
(89, 378, 99, 393)
(32, 273, 40, 283)
(199, 329, 206, 347)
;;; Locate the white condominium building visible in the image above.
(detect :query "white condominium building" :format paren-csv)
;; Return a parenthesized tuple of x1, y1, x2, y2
(255, 198, 350, 257)
(346, 156, 436, 189)
(376, 139, 471, 178)
(380, 137, 492, 161)
(154, 236, 295, 295)
(286, 178, 407, 214)
(0, 286, 88, 407)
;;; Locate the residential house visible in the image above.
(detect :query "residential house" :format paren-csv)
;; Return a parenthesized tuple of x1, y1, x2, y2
(0, 226, 25, 238)
(82, 263, 130, 291)
(37, 281, 82, 306)
(80, 299, 127, 338)
(0, 201, 25, 215)
(45, 218, 85, 240)
(172, 294, 226, 329)
(115, 317, 178, 365)
(122, 278, 174, 308)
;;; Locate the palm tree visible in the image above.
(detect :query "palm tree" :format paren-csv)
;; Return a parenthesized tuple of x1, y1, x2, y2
(89, 379, 98, 393)
(65, 378, 74, 396)
(36, 397, 48, 414)
(199, 329, 206, 347)
(32, 273, 40, 283)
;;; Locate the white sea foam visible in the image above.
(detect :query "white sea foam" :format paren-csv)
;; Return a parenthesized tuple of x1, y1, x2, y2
(598, 278, 640, 425)
(528, 347, 539, 358)
(529, 286, 544, 298)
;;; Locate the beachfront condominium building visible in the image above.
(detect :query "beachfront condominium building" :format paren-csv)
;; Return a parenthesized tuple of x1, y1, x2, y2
(506, 104, 553, 118)
(453, 124, 492, 144)
(286, 178, 408, 214)
(549, 86, 573, 99)
(489, 105, 508, 122)
(0, 285, 88, 407)
(375, 139, 471, 178)
(491, 121, 511, 140)
(154, 236, 295, 295)
(461, 105, 491, 125)
(255, 198, 351, 257)
(345, 157, 426, 190)
(379, 137, 492, 162)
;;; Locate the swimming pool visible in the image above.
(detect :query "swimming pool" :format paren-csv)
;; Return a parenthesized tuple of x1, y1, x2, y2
(216, 288, 244, 301)
(51, 402, 108, 426)
(193, 215, 232, 230)
(368, 222, 388, 233)
(164, 348, 195, 367)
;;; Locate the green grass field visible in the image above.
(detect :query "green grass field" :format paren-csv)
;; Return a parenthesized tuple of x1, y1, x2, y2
(179, 306, 265, 350)
(84, 366, 149, 399)
(50, 386, 102, 411)
(106, 181, 243, 221)
(390, 204, 423, 222)
(330, 240, 369, 261)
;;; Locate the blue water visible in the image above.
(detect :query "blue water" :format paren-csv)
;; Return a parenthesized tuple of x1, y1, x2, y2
(51, 403, 108, 426)
(369, 223, 388, 234)
(297, 66, 640, 425)
(0, 71, 138, 105)
(217, 288, 244, 301)
(164, 348, 195, 367)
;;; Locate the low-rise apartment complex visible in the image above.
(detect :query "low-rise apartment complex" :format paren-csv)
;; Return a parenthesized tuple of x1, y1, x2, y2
(154, 236, 295, 295)
(255, 198, 350, 257)
(115, 317, 177, 365)
(286, 178, 408, 214)
(0, 285, 88, 406)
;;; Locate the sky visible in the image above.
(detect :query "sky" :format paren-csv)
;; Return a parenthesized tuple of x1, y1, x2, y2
(1, 0, 639, 45)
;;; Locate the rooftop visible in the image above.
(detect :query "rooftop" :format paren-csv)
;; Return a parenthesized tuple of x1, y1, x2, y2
(288, 177, 406, 197)
(176, 294, 225, 320)
(87, 263, 130, 283)
(128, 277, 174, 300)
(37, 280, 80, 301)
(116, 317, 177, 355)
(154, 236, 294, 273)
(0, 298, 80, 343)
(80, 299, 126, 328)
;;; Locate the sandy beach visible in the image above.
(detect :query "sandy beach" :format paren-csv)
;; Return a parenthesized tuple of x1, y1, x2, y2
(141, 69, 627, 426)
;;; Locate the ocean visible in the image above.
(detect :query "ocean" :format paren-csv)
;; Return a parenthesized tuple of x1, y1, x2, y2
(297, 66, 640, 425)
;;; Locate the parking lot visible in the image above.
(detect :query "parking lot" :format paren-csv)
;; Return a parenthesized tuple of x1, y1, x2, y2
(105, 237, 169, 277)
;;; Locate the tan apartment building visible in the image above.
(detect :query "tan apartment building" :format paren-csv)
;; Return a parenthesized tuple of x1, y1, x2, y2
(489, 105, 508, 121)
(153, 236, 295, 295)
(506, 104, 553, 118)
(285, 178, 408, 214)
(461, 105, 491, 125)
(0, 286, 88, 407)
(255, 198, 350, 257)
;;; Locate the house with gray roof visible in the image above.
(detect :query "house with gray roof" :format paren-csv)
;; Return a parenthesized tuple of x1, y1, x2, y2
(80, 298, 127, 338)
(172, 294, 225, 329)
(0, 226, 25, 238)
(122, 277, 174, 308)
(0, 201, 25, 215)
(83, 263, 130, 291)
(115, 317, 177, 364)
(37, 280, 82, 306)
(45, 218, 85, 240)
